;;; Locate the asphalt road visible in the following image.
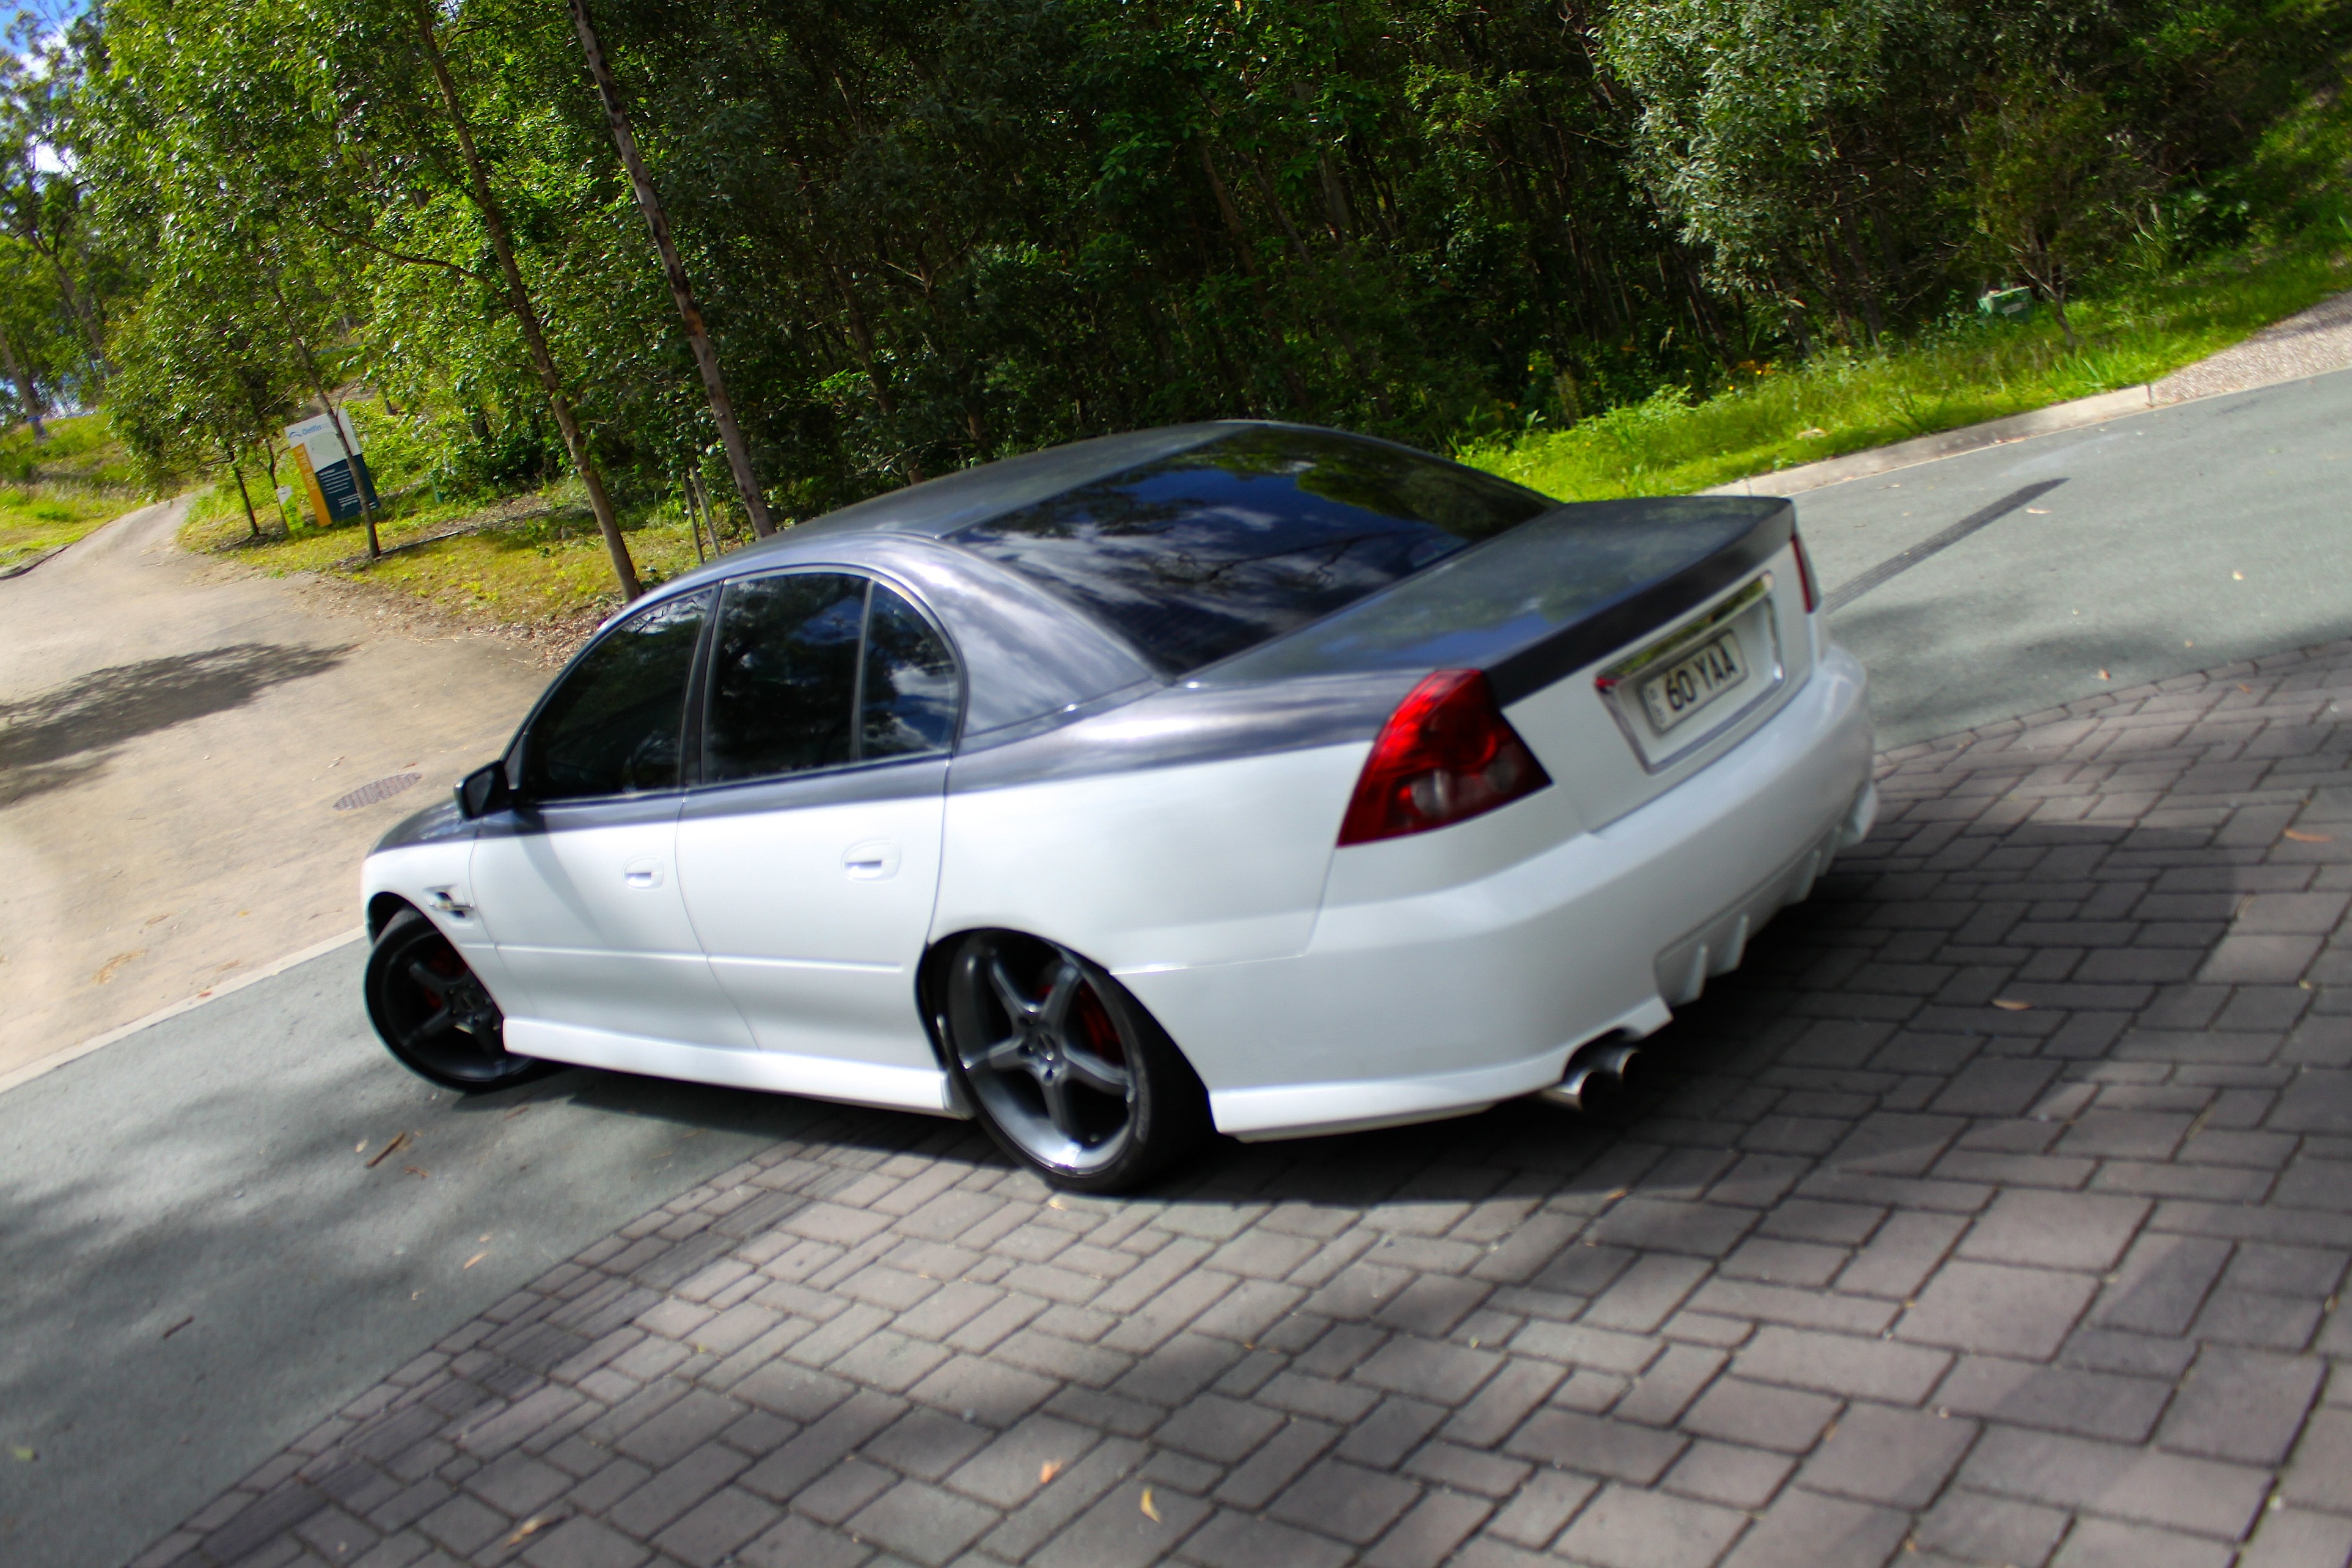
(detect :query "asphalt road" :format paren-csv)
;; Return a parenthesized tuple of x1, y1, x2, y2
(0, 942, 832, 1568)
(1, 365, 2348, 1568)
(1802, 366, 2352, 746)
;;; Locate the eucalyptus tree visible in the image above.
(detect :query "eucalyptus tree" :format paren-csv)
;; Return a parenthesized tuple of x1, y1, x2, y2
(0, 6, 118, 394)
(69, 0, 2352, 545)
(0, 239, 60, 438)
(568, 0, 774, 537)
(89, 0, 655, 595)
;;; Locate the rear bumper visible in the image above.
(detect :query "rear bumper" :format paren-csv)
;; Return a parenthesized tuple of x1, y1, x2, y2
(1121, 646, 1874, 1140)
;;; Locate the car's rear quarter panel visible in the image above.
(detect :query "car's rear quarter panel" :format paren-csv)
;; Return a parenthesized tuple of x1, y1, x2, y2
(1131, 647, 1871, 1135)
(932, 741, 1368, 970)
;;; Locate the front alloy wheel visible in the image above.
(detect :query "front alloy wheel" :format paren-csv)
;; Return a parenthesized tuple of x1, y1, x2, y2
(365, 909, 546, 1092)
(942, 932, 1208, 1192)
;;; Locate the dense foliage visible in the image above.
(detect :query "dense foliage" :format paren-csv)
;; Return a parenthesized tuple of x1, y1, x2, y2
(5, 0, 2347, 593)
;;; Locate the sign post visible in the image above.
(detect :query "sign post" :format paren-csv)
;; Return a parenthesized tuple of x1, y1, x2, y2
(282, 409, 379, 527)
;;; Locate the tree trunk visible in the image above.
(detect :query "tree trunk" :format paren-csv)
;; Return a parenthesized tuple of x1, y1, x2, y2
(10, 195, 108, 384)
(261, 442, 295, 533)
(0, 317, 45, 442)
(568, 0, 775, 538)
(222, 441, 261, 538)
(412, 1, 641, 600)
(1196, 143, 1315, 414)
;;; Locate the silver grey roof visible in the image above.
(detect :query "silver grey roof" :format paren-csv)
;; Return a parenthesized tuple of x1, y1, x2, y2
(770, 423, 1240, 543)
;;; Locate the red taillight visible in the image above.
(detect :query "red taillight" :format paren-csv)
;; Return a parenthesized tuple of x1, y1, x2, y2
(1791, 527, 1820, 614)
(1338, 670, 1551, 846)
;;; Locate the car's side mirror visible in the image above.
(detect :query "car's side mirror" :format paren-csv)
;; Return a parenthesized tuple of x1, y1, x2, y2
(455, 761, 513, 819)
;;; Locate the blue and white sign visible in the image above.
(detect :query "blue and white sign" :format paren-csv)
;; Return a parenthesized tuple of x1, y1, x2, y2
(284, 409, 379, 526)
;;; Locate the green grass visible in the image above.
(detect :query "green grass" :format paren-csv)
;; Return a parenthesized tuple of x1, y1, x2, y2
(1460, 241, 2352, 500)
(0, 412, 149, 570)
(178, 470, 740, 632)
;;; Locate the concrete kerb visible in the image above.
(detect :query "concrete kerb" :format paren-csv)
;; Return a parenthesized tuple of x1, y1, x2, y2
(0, 926, 365, 1097)
(1702, 384, 2160, 499)
(1705, 285, 2352, 499)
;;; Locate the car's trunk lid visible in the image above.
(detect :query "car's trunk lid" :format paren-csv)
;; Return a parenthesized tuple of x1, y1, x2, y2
(1207, 496, 1811, 827)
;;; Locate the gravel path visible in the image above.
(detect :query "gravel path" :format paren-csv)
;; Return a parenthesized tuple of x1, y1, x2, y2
(2152, 287, 2352, 403)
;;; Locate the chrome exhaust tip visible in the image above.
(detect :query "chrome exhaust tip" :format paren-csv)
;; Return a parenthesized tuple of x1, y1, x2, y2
(1536, 1039, 1642, 1112)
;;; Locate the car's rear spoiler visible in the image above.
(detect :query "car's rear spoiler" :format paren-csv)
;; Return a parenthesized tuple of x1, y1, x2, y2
(1207, 497, 1794, 703)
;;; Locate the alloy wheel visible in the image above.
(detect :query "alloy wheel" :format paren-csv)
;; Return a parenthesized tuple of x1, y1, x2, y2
(948, 934, 1140, 1176)
(367, 910, 536, 1090)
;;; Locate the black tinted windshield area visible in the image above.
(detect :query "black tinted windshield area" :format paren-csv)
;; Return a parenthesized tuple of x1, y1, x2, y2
(949, 428, 1552, 675)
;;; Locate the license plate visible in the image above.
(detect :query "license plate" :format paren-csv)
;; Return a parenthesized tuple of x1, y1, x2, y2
(1639, 630, 1746, 733)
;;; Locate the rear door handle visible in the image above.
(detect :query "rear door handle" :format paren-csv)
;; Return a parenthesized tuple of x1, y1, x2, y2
(843, 840, 901, 881)
(623, 857, 664, 889)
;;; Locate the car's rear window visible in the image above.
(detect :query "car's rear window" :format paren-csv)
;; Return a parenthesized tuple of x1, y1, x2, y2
(948, 428, 1553, 675)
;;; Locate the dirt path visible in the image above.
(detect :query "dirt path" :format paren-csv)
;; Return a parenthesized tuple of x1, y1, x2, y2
(0, 497, 548, 1077)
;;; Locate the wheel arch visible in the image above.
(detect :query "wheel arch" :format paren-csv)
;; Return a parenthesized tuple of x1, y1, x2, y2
(367, 892, 420, 940)
(917, 925, 1207, 1083)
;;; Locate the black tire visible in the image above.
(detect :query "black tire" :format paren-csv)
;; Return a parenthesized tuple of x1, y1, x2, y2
(939, 931, 1211, 1193)
(364, 909, 548, 1093)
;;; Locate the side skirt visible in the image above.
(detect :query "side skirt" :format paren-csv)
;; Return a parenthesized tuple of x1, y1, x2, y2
(505, 1018, 964, 1118)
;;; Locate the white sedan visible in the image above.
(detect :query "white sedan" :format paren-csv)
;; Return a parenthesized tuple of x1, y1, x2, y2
(361, 422, 1874, 1191)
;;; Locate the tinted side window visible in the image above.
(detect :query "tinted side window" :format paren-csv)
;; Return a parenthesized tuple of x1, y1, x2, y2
(863, 586, 959, 758)
(705, 573, 867, 784)
(523, 591, 710, 802)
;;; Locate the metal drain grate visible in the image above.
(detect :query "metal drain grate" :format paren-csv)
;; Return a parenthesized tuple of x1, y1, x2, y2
(334, 773, 423, 811)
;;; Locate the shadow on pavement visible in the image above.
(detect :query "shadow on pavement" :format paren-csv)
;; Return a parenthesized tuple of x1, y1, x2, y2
(0, 642, 352, 805)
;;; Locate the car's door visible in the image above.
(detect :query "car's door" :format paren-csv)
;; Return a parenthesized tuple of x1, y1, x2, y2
(674, 571, 959, 1105)
(468, 589, 755, 1050)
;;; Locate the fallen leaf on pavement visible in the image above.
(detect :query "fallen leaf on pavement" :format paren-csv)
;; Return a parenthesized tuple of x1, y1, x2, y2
(92, 950, 145, 985)
(463, 1252, 488, 1269)
(11, 1446, 34, 1462)
(365, 1131, 414, 1169)
(1140, 1487, 1161, 1522)
(2285, 829, 2333, 843)
(1039, 1460, 1062, 1484)
(1992, 999, 2034, 1011)
(504, 1516, 557, 1546)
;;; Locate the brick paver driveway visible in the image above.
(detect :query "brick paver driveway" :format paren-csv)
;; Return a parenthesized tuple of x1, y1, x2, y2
(144, 639, 2352, 1568)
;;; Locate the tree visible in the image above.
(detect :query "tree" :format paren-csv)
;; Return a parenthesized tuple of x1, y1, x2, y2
(404, 0, 639, 596)
(0, 8, 117, 387)
(568, 0, 774, 537)
(1962, 75, 2156, 348)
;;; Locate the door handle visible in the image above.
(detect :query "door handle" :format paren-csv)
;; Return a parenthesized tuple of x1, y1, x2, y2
(842, 840, 901, 881)
(622, 857, 664, 889)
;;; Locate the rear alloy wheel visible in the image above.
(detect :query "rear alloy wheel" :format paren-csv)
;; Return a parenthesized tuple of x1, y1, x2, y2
(365, 909, 546, 1093)
(941, 932, 1209, 1192)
